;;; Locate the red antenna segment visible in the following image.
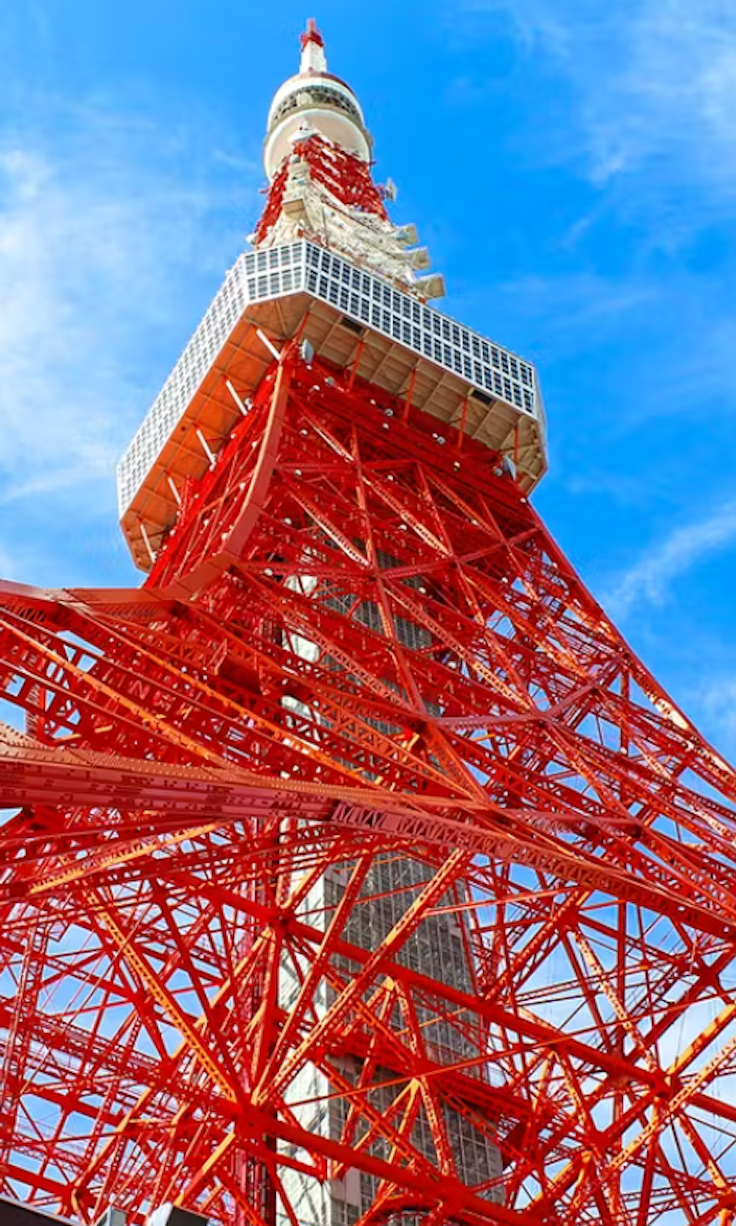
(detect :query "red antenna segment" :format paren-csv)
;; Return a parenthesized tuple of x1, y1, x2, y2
(300, 17, 324, 50)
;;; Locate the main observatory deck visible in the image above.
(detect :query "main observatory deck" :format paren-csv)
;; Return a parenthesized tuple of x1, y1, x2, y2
(118, 239, 547, 571)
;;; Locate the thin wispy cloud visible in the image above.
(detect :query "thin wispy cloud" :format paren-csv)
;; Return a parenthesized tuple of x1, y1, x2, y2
(455, 0, 736, 202)
(444, 0, 736, 427)
(0, 110, 251, 489)
(699, 675, 736, 759)
(0, 96, 258, 581)
(604, 502, 736, 620)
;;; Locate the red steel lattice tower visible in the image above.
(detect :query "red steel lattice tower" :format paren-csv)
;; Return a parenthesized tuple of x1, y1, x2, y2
(2, 20, 736, 1226)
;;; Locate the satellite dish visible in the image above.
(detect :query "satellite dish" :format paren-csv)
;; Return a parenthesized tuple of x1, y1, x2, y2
(383, 177, 398, 202)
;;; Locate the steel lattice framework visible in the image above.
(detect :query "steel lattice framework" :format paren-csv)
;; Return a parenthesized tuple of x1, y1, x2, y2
(2, 344, 736, 1225)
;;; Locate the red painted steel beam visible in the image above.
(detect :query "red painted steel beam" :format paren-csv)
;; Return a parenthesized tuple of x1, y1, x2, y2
(1, 353, 736, 1223)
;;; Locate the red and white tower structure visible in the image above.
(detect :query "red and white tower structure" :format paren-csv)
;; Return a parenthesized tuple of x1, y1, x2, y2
(1, 21, 736, 1226)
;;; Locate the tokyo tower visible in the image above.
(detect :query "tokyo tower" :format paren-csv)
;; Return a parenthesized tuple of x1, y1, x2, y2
(2, 17, 736, 1226)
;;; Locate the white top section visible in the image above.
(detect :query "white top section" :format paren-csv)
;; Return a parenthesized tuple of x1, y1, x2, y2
(264, 23, 370, 179)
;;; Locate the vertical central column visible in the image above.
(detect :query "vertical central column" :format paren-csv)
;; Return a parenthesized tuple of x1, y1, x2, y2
(276, 544, 504, 1224)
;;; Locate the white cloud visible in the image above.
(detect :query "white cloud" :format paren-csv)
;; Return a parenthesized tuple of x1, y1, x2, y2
(451, 0, 736, 428)
(698, 675, 736, 759)
(604, 502, 736, 620)
(0, 100, 258, 544)
(456, 0, 736, 197)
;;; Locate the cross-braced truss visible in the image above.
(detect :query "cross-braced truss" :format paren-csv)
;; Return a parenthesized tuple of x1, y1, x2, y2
(1, 348, 736, 1226)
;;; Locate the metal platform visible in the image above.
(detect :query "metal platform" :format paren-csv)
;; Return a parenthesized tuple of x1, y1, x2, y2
(118, 240, 547, 570)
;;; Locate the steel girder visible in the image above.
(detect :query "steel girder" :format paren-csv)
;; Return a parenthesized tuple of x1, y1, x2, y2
(1, 347, 736, 1225)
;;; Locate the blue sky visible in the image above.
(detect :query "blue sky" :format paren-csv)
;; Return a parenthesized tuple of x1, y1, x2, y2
(1, 0, 735, 759)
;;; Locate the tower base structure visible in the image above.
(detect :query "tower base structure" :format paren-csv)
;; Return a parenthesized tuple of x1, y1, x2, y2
(1, 347, 736, 1225)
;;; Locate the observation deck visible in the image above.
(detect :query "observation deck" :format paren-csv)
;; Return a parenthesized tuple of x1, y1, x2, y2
(118, 239, 547, 571)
